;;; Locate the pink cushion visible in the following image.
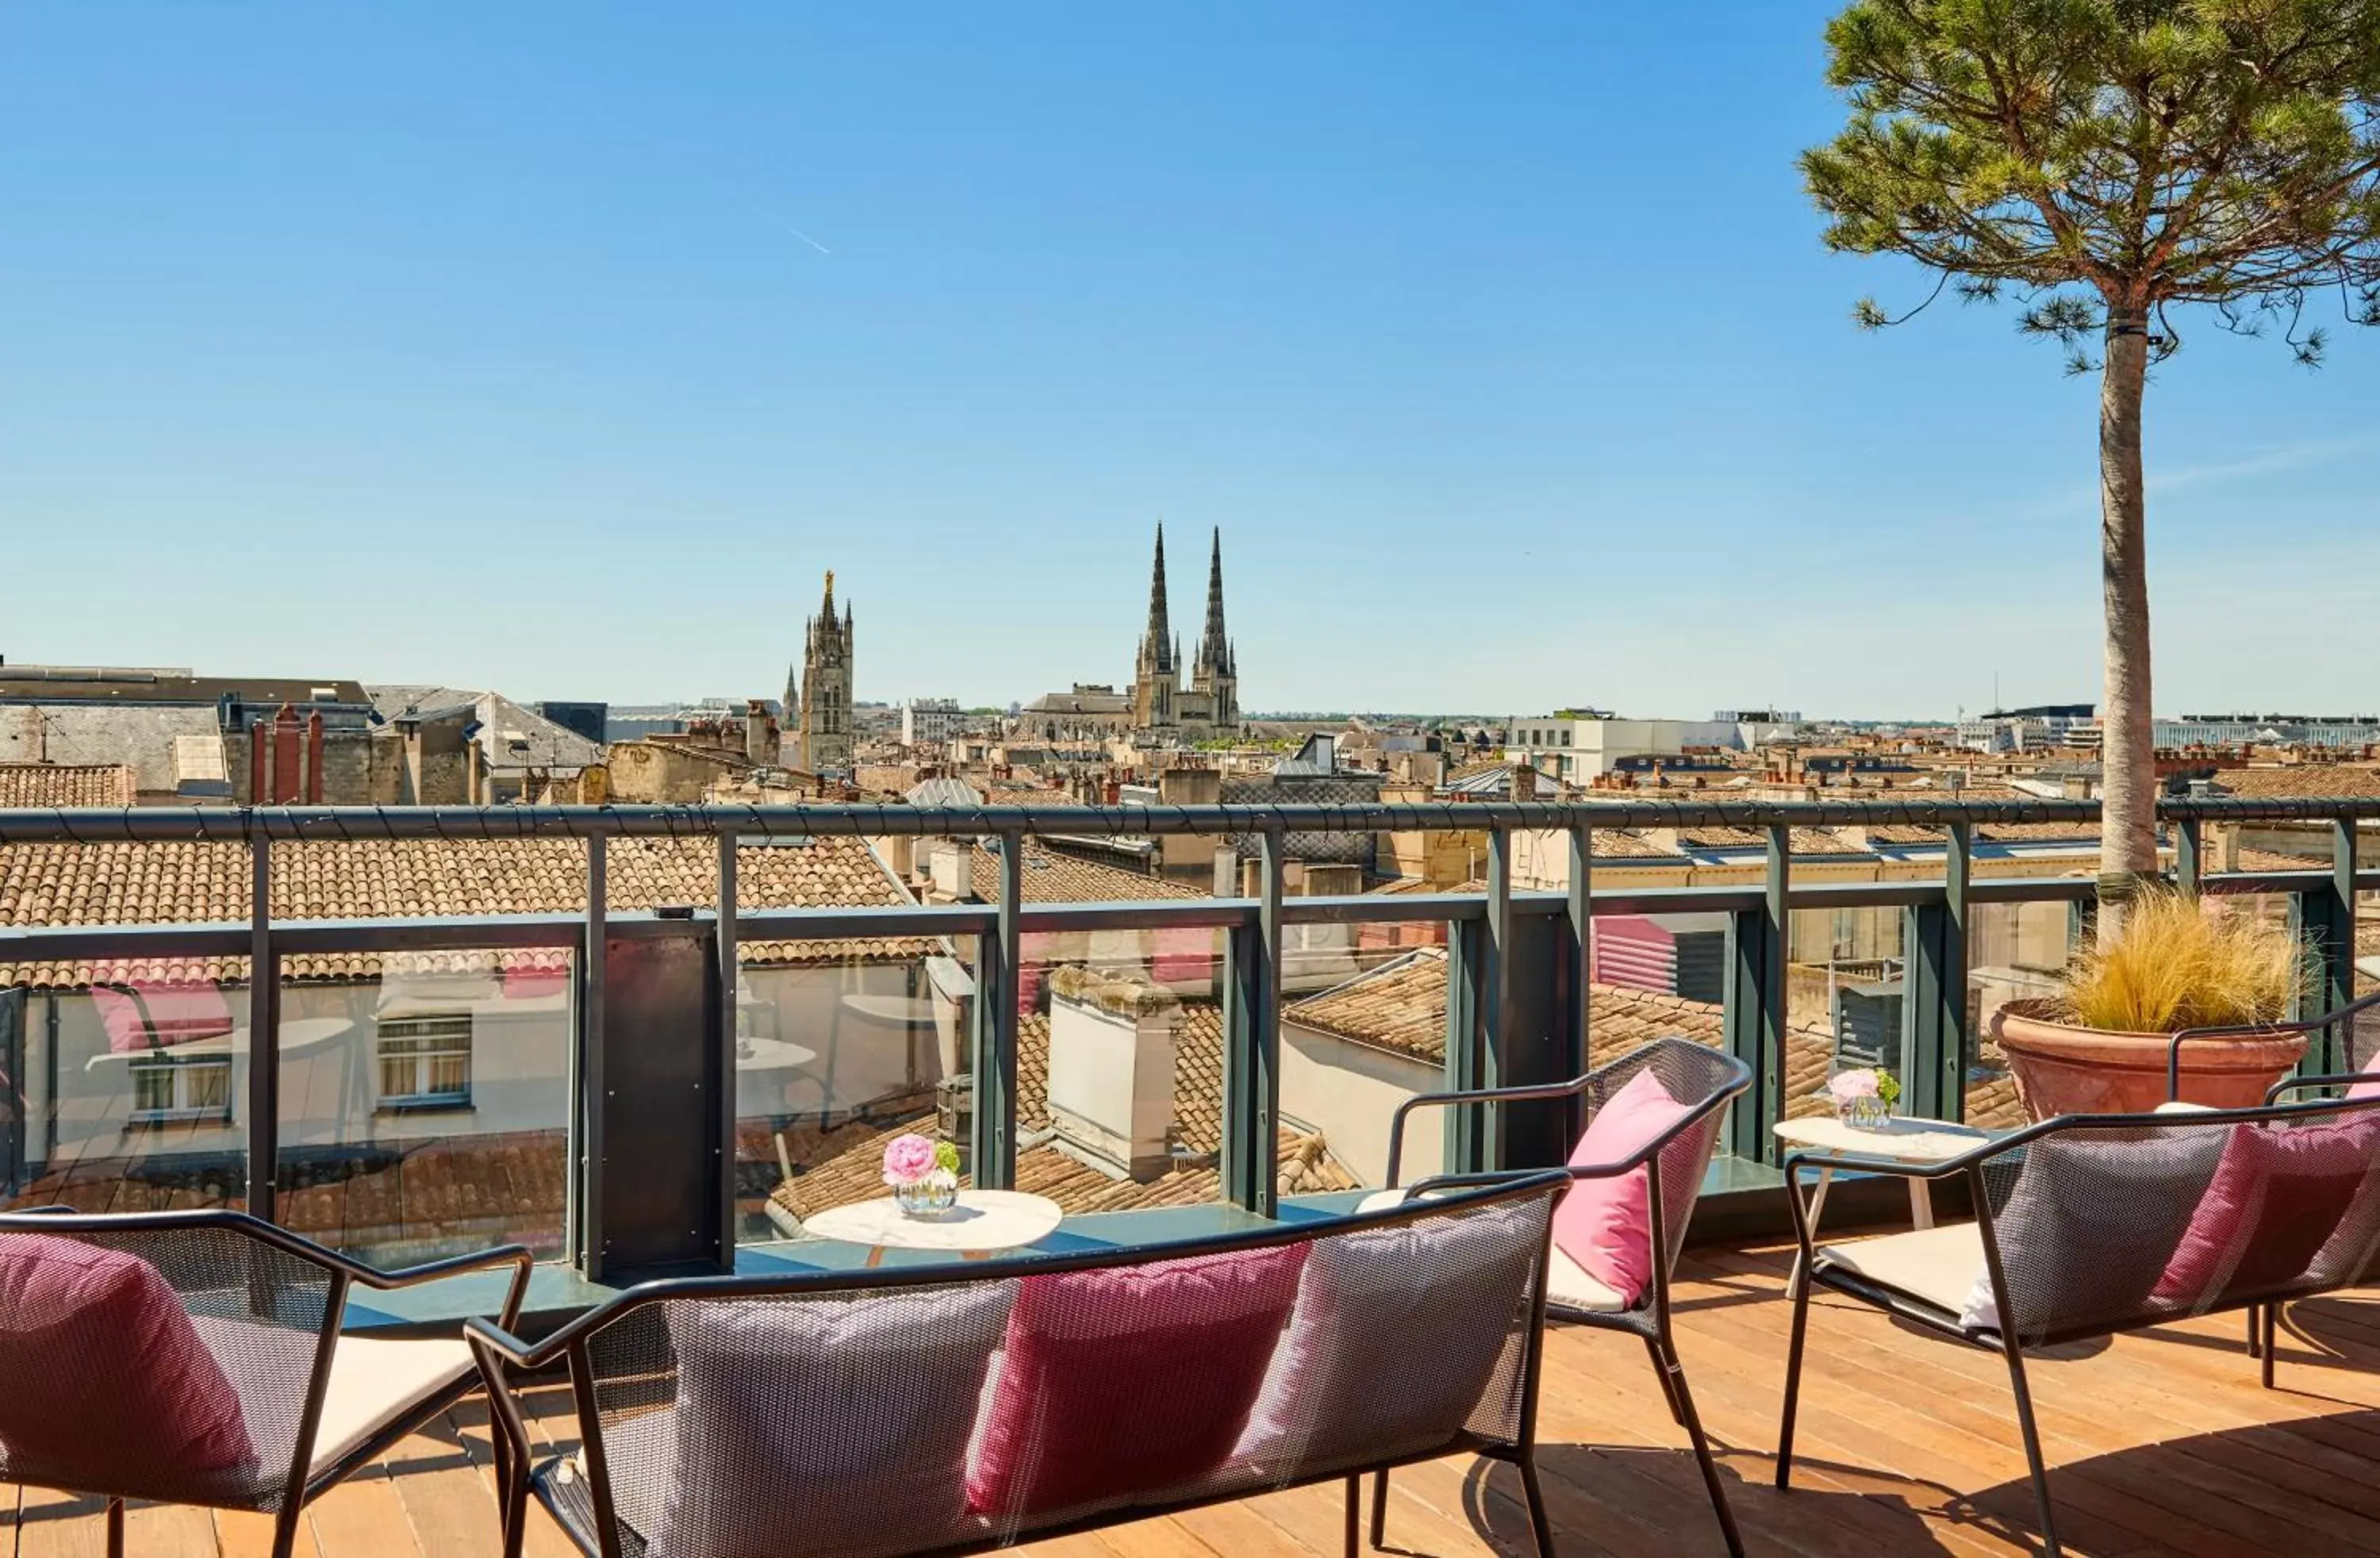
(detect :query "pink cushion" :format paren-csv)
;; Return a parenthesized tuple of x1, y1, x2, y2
(91, 982, 235, 1055)
(2349, 1046, 2380, 1099)
(0, 1234, 254, 1496)
(966, 1243, 1306, 1522)
(2152, 1115, 2380, 1308)
(1549, 1069, 1694, 1308)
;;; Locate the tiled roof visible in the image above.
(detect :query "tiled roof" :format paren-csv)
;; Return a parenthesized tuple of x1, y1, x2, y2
(2209, 766, 2380, 800)
(771, 999, 1353, 1222)
(0, 764, 137, 808)
(1669, 826, 1868, 857)
(0, 835, 923, 988)
(969, 840, 1207, 904)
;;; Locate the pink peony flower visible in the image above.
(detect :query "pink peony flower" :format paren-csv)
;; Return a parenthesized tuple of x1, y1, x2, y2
(1827, 1069, 1882, 1103)
(882, 1133, 939, 1186)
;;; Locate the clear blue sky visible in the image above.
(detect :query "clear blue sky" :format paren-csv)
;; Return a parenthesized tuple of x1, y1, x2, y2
(3, 3, 2374, 719)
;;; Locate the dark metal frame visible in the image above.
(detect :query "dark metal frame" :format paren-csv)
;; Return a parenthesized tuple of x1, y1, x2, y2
(0, 1207, 532, 1558)
(1774, 1091, 2380, 1557)
(2163, 984, 2380, 1101)
(463, 1172, 1572, 1558)
(1378, 1038, 1753, 1558)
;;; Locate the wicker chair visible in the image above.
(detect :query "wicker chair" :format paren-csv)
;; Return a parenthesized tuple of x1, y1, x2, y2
(1368, 1036, 1753, 1558)
(469, 1173, 1568, 1558)
(0, 1207, 531, 1558)
(1776, 1090, 2380, 1556)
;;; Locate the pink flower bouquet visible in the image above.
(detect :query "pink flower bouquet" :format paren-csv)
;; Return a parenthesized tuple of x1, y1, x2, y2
(882, 1132, 939, 1187)
(1826, 1068, 1899, 1130)
(883, 1133, 963, 1215)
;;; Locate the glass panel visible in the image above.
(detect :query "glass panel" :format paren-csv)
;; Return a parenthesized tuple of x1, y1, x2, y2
(735, 937, 941, 1245)
(3, 957, 252, 1214)
(1786, 904, 1906, 1122)
(276, 946, 573, 1265)
(1966, 896, 2081, 1130)
(1031, 915, 1232, 1210)
(1280, 914, 1455, 1192)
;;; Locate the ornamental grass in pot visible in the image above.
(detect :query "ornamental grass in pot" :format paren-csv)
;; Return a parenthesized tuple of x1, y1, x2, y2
(1989, 888, 2313, 1121)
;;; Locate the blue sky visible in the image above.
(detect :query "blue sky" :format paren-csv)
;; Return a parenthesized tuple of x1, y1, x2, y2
(2, 3, 2374, 719)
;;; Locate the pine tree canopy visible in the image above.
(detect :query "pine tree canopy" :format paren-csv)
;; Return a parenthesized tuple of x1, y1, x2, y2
(1804, 0, 2380, 367)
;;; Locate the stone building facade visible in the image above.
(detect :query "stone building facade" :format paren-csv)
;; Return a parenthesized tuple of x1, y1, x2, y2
(796, 571, 855, 774)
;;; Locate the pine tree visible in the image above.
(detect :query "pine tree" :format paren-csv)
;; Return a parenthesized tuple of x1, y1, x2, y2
(1804, 0, 2380, 935)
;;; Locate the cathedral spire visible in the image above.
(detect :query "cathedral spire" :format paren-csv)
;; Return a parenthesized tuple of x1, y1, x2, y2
(1196, 528, 1230, 678)
(1142, 524, 1176, 672)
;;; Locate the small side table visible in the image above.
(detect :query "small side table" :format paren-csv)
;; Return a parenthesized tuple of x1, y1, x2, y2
(800, 1189, 1063, 1268)
(1772, 1115, 1993, 1296)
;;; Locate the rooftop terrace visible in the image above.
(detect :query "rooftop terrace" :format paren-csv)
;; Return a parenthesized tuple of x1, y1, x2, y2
(2, 796, 2378, 1555)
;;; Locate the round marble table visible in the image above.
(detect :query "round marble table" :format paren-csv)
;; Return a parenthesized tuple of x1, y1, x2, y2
(800, 1188, 1063, 1267)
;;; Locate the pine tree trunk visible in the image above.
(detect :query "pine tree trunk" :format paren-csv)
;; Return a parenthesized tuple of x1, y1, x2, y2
(2097, 305, 2156, 944)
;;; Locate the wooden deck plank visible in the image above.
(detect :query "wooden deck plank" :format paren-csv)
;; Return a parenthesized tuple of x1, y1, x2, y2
(21, 1241, 2380, 1556)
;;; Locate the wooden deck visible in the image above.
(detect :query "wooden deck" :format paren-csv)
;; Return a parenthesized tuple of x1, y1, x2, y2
(15, 1237, 2380, 1556)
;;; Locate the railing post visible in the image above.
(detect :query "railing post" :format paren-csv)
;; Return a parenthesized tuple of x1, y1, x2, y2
(971, 831, 1023, 1191)
(2292, 819, 2358, 1073)
(1223, 826, 1283, 1215)
(1903, 822, 1971, 1123)
(716, 831, 739, 1255)
(1475, 826, 1514, 1164)
(574, 833, 605, 1272)
(2175, 815, 2203, 896)
(1724, 826, 1789, 1163)
(246, 831, 278, 1222)
(1567, 826, 1592, 1144)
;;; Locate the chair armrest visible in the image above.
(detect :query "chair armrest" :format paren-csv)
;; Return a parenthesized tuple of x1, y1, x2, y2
(1386, 1077, 1590, 1188)
(2267, 1073, 2370, 1104)
(463, 1314, 541, 1368)
(348, 1245, 536, 1329)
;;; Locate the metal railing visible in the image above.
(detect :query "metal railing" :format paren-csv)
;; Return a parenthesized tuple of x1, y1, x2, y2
(1, 795, 2371, 1281)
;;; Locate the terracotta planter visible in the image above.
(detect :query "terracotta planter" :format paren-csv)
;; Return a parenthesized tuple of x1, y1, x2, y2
(1989, 998, 2306, 1121)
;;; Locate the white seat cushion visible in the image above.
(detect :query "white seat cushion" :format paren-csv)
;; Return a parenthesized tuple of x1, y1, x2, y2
(2154, 1101, 2218, 1115)
(1812, 1223, 1985, 1317)
(311, 1335, 476, 1475)
(1545, 1247, 1629, 1314)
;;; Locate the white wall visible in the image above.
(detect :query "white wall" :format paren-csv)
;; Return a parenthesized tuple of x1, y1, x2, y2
(1279, 1020, 1442, 1188)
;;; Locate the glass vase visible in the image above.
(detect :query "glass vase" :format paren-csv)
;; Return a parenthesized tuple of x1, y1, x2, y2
(1837, 1095, 1892, 1131)
(893, 1168, 959, 1217)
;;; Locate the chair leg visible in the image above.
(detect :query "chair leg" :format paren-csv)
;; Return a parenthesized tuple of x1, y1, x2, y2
(270, 1498, 309, 1558)
(1344, 1475, 1360, 1558)
(1518, 1451, 1557, 1558)
(1661, 1342, 1745, 1558)
(1643, 1333, 1684, 1425)
(2261, 1303, 2278, 1390)
(2003, 1345, 2063, 1558)
(1775, 1269, 1813, 1490)
(2247, 1306, 2263, 1358)
(106, 1499, 124, 1558)
(1369, 1468, 1389, 1548)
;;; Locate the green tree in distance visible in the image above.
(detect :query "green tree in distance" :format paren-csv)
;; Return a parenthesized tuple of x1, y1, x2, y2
(1804, 0, 2380, 936)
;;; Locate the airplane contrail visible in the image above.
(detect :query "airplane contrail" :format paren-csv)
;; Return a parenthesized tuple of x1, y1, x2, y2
(769, 216, 832, 255)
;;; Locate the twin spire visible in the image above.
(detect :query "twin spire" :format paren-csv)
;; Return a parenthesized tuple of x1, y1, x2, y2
(1141, 524, 1234, 685)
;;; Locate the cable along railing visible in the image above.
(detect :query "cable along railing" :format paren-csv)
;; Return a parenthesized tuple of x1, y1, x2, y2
(0, 795, 2370, 1284)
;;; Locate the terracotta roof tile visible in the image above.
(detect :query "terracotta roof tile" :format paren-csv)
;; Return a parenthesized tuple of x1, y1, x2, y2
(969, 841, 1206, 904)
(2209, 766, 2380, 800)
(0, 765, 137, 808)
(0, 835, 925, 988)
